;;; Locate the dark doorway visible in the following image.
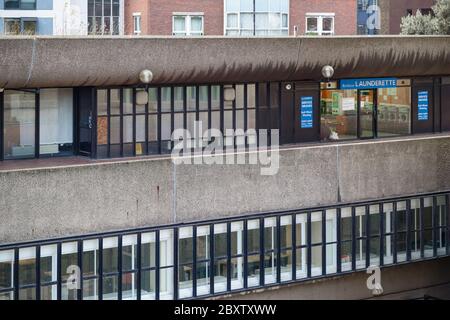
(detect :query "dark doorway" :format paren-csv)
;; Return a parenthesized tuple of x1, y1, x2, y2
(76, 87, 95, 157)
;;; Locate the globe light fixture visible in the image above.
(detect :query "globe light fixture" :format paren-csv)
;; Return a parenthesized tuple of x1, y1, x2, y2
(139, 69, 153, 84)
(321, 65, 335, 81)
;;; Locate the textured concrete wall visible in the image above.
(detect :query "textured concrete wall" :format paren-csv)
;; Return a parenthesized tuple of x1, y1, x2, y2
(1, 134, 450, 243)
(219, 257, 450, 300)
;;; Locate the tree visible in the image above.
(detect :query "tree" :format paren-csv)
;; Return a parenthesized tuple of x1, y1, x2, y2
(400, 0, 450, 35)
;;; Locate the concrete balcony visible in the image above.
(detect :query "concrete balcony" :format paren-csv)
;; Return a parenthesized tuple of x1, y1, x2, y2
(1, 133, 450, 244)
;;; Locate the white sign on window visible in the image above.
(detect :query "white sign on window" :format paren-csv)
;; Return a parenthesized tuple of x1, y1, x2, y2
(342, 97, 355, 111)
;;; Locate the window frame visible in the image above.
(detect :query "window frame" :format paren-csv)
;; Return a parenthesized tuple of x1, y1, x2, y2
(172, 13, 204, 36)
(133, 12, 141, 35)
(4, 0, 36, 10)
(305, 13, 335, 36)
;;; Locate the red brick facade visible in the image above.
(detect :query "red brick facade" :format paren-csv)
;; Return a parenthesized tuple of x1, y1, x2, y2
(291, 0, 357, 35)
(125, 0, 357, 36)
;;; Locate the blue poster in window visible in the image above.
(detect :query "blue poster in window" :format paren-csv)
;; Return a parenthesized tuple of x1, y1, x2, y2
(418, 91, 429, 121)
(300, 96, 313, 129)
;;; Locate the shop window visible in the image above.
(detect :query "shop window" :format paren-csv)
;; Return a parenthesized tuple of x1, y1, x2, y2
(320, 89, 357, 141)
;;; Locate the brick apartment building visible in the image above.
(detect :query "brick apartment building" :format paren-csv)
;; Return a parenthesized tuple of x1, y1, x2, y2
(124, 0, 357, 36)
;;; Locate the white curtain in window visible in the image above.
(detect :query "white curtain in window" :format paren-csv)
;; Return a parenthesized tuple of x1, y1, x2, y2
(190, 16, 203, 33)
(255, 0, 269, 12)
(240, 0, 253, 11)
(226, 0, 240, 11)
(173, 16, 186, 33)
(39, 88, 73, 145)
(227, 13, 238, 28)
(240, 13, 253, 29)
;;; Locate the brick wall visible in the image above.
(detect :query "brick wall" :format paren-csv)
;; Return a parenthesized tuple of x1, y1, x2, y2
(290, 0, 357, 35)
(147, 0, 223, 35)
(124, 0, 150, 35)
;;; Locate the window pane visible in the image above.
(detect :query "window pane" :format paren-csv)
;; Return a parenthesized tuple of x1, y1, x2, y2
(377, 87, 411, 137)
(247, 220, 260, 254)
(227, 14, 238, 28)
(103, 275, 118, 300)
(161, 87, 171, 112)
(141, 270, 156, 300)
(323, 18, 333, 32)
(61, 243, 78, 300)
(40, 89, 74, 156)
(0, 251, 13, 290)
(122, 235, 137, 272)
(103, 237, 118, 273)
(41, 245, 57, 284)
(110, 117, 120, 145)
(307, 17, 318, 32)
(320, 89, 357, 141)
(141, 233, 156, 268)
(3, 90, 36, 159)
(110, 89, 120, 115)
(173, 16, 186, 33)
(160, 229, 174, 268)
(123, 89, 133, 114)
(191, 16, 203, 33)
(19, 248, 36, 287)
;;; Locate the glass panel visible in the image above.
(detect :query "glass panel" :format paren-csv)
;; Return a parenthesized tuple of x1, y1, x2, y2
(83, 278, 98, 300)
(423, 197, 433, 229)
(61, 242, 78, 300)
(19, 248, 35, 287)
(160, 229, 174, 268)
(227, 14, 238, 29)
(103, 237, 118, 273)
(122, 235, 137, 272)
(214, 258, 227, 293)
(110, 89, 120, 115)
(359, 90, 374, 138)
(4, 90, 36, 159)
(377, 87, 411, 137)
(0, 251, 13, 291)
(320, 89, 357, 141)
(122, 272, 137, 300)
(41, 285, 57, 300)
(341, 241, 352, 271)
(370, 205, 380, 236)
(356, 239, 366, 269)
(41, 245, 57, 285)
(306, 17, 318, 33)
(123, 116, 133, 144)
(397, 232, 407, 263)
(370, 237, 380, 265)
(248, 254, 260, 286)
(247, 220, 260, 254)
(311, 246, 322, 276)
(296, 214, 307, 247)
(280, 216, 292, 249)
(110, 116, 120, 145)
(160, 267, 174, 300)
(103, 275, 118, 300)
(173, 16, 186, 33)
(161, 87, 171, 112)
(174, 87, 184, 112)
(39, 89, 73, 156)
(191, 16, 203, 33)
(19, 287, 35, 300)
(141, 232, 156, 269)
(214, 224, 227, 259)
(97, 89, 108, 115)
(141, 270, 156, 300)
(123, 89, 133, 114)
(311, 212, 322, 245)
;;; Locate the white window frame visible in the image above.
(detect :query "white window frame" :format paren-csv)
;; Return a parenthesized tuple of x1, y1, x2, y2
(305, 13, 335, 36)
(172, 13, 204, 36)
(133, 12, 141, 35)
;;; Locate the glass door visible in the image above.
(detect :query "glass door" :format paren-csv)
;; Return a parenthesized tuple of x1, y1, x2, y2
(358, 89, 375, 139)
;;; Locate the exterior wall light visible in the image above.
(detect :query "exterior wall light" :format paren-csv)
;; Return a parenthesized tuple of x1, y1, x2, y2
(139, 69, 153, 84)
(321, 65, 335, 81)
(285, 83, 292, 90)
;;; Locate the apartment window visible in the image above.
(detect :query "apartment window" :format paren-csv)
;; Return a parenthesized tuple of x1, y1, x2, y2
(4, 0, 36, 10)
(225, 0, 289, 36)
(133, 13, 141, 35)
(4, 18, 37, 35)
(88, 0, 121, 35)
(306, 14, 334, 36)
(173, 14, 204, 36)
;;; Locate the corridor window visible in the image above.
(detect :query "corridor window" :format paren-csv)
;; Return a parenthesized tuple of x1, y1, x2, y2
(306, 14, 334, 36)
(225, 0, 289, 36)
(173, 14, 204, 36)
(88, 0, 121, 35)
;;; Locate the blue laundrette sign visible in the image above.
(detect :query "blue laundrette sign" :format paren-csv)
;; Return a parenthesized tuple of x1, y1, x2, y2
(300, 96, 313, 129)
(418, 91, 429, 121)
(340, 78, 398, 90)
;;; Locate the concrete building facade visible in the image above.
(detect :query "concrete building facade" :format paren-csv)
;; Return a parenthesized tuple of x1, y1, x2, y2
(0, 36, 450, 300)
